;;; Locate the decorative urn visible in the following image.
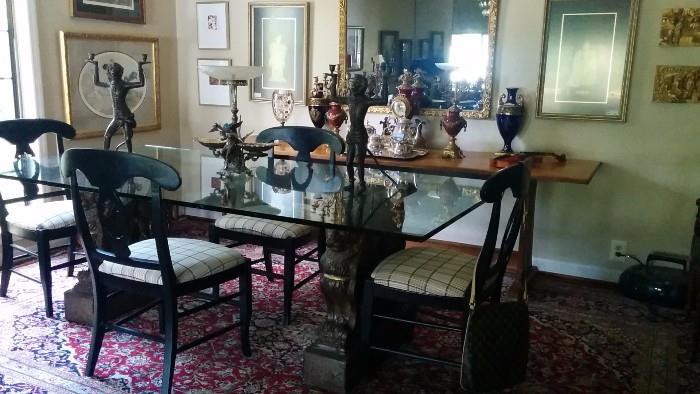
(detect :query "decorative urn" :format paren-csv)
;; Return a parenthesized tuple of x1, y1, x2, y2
(495, 88, 524, 154)
(325, 101, 347, 134)
(440, 101, 467, 159)
(272, 90, 294, 126)
(307, 76, 330, 128)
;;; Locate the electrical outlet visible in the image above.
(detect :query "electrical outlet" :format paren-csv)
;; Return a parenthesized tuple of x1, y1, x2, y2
(610, 240, 627, 263)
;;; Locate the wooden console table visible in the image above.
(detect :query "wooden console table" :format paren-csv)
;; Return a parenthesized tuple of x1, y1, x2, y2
(275, 146, 602, 280)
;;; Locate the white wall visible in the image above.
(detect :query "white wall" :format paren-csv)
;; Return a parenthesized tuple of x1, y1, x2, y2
(171, 0, 700, 281)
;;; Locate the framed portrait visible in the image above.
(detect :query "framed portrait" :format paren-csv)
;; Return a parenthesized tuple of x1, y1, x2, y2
(399, 39, 413, 71)
(59, 31, 160, 139)
(347, 26, 365, 72)
(249, 3, 309, 103)
(198, 58, 231, 106)
(70, 0, 145, 24)
(419, 38, 432, 59)
(659, 8, 700, 47)
(430, 31, 444, 59)
(653, 65, 700, 103)
(536, 0, 639, 121)
(197, 1, 229, 49)
(379, 30, 399, 65)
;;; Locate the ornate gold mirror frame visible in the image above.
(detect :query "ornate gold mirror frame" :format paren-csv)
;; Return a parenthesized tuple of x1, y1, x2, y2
(337, 0, 499, 119)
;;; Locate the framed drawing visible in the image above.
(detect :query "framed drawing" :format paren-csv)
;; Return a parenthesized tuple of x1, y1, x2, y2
(198, 58, 231, 106)
(197, 1, 229, 49)
(71, 0, 145, 24)
(347, 26, 365, 72)
(659, 8, 700, 47)
(653, 65, 700, 103)
(379, 30, 399, 65)
(536, 0, 639, 121)
(249, 3, 309, 103)
(399, 39, 413, 71)
(419, 38, 432, 59)
(59, 31, 160, 139)
(430, 31, 444, 59)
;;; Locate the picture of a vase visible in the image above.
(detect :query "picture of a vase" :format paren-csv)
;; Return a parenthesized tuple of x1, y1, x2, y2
(495, 88, 524, 154)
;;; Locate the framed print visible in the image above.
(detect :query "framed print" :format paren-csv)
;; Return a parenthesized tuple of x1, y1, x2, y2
(71, 0, 145, 24)
(59, 31, 160, 139)
(198, 58, 231, 106)
(653, 65, 700, 103)
(197, 1, 229, 49)
(250, 3, 309, 103)
(399, 39, 413, 71)
(347, 26, 365, 72)
(659, 8, 700, 47)
(430, 31, 444, 59)
(536, 0, 639, 121)
(419, 38, 432, 59)
(379, 30, 399, 65)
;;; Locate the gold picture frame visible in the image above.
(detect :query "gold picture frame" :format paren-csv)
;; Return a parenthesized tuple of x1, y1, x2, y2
(653, 65, 700, 103)
(536, 0, 639, 121)
(659, 8, 700, 47)
(59, 31, 161, 139)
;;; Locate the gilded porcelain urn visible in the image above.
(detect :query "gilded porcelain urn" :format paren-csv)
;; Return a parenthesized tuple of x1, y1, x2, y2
(440, 101, 467, 159)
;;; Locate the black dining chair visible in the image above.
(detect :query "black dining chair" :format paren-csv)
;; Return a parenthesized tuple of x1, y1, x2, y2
(209, 126, 345, 325)
(0, 118, 83, 318)
(360, 161, 531, 368)
(60, 148, 253, 394)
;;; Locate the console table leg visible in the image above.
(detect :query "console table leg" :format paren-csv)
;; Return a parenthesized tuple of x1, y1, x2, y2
(303, 229, 403, 393)
(520, 179, 538, 283)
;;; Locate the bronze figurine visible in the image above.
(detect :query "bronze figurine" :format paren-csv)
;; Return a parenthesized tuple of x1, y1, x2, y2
(86, 53, 151, 153)
(330, 74, 386, 190)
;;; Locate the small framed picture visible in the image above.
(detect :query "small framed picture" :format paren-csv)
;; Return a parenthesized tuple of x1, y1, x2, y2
(198, 58, 231, 106)
(659, 8, 700, 47)
(379, 30, 399, 65)
(347, 26, 365, 72)
(419, 38, 432, 59)
(250, 2, 309, 103)
(197, 1, 229, 49)
(430, 31, 444, 59)
(71, 0, 145, 24)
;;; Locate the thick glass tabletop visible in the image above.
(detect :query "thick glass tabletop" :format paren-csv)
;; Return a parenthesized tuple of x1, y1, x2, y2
(0, 145, 484, 241)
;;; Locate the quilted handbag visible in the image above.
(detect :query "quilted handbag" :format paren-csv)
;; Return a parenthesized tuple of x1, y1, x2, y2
(460, 271, 529, 392)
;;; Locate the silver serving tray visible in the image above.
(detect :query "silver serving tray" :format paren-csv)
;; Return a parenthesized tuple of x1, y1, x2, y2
(367, 148, 429, 160)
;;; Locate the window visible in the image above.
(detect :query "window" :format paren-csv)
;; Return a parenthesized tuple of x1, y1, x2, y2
(0, 0, 19, 121)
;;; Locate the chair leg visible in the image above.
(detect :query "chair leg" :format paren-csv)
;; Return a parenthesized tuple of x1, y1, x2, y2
(67, 233, 77, 277)
(85, 284, 107, 377)
(239, 266, 252, 357)
(207, 225, 221, 296)
(161, 298, 178, 394)
(360, 281, 374, 349)
(282, 248, 295, 325)
(0, 233, 13, 297)
(263, 247, 275, 282)
(37, 234, 54, 318)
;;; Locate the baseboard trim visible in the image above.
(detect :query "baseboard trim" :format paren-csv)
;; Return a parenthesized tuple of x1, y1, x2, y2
(533, 257, 622, 283)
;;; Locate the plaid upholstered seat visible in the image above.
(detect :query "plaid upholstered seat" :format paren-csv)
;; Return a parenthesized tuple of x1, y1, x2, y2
(99, 238, 246, 285)
(5, 200, 76, 231)
(371, 247, 477, 297)
(214, 214, 312, 239)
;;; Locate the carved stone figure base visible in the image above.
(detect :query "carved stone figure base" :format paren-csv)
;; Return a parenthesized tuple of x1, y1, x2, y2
(303, 228, 405, 393)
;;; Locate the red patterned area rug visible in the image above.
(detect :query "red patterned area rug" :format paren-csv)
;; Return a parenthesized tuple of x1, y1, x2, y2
(0, 217, 698, 393)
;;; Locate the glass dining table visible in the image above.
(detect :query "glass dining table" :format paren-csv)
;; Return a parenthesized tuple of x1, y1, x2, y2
(0, 144, 485, 392)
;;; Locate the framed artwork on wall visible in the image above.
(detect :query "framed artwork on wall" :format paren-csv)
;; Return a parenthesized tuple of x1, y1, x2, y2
(653, 65, 700, 103)
(430, 31, 444, 60)
(197, 1, 229, 49)
(71, 0, 145, 24)
(249, 2, 309, 103)
(399, 39, 413, 71)
(659, 8, 700, 47)
(59, 31, 160, 139)
(347, 26, 365, 72)
(198, 58, 232, 106)
(536, 0, 639, 121)
(379, 30, 399, 65)
(419, 38, 432, 59)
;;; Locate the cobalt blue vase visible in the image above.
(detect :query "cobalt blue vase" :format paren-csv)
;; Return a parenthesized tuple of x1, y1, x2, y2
(495, 88, 524, 154)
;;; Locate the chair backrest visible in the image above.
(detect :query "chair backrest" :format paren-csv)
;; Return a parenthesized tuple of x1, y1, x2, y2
(0, 118, 76, 157)
(471, 161, 531, 305)
(60, 148, 182, 287)
(256, 126, 345, 165)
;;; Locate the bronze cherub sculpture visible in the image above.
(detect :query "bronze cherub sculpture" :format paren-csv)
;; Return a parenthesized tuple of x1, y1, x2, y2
(86, 53, 151, 153)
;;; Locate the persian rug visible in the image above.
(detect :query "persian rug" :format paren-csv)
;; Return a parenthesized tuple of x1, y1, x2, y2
(0, 217, 698, 393)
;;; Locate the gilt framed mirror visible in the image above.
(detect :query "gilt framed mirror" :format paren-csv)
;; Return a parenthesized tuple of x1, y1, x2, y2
(338, 0, 499, 119)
